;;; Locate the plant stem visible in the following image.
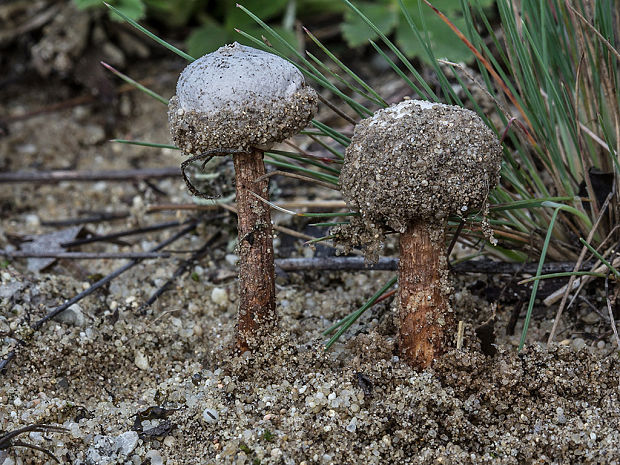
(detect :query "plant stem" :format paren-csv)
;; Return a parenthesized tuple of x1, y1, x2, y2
(233, 150, 277, 353)
(398, 221, 454, 369)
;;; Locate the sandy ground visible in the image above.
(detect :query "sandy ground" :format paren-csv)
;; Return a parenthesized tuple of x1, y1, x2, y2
(2, 44, 620, 465)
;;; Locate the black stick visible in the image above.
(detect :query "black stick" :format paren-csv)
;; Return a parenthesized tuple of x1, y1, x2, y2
(32, 221, 198, 330)
(139, 232, 221, 312)
(1, 221, 199, 375)
(40, 212, 129, 227)
(1, 251, 169, 259)
(61, 220, 185, 247)
(274, 257, 596, 275)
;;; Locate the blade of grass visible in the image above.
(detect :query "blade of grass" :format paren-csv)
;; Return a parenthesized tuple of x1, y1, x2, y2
(518, 271, 607, 284)
(264, 155, 340, 185)
(311, 120, 351, 145)
(305, 51, 385, 107)
(100, 62, 169, 105)
(422, 0, 535, 139)
(342, 0, 438, 102)
(518, 206, 560, 351)
(111, 139, 178, 150)
(103, 2, 194, 62)
(579, 238, 620, 279)
(268, 149, 341, 175)
(303, 27, 388, 107)
(324, 276, 398, 349)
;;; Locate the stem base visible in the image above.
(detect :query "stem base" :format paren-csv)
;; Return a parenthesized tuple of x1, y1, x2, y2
(399, 222, 454, 369)
(233, 150, 277, 353)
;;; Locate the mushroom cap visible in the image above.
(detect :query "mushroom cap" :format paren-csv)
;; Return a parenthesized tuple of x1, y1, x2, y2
(168, 43, 317, 155)
(340, 100, 502, 232)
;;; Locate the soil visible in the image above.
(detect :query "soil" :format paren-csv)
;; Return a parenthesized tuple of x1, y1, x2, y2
(2, 11, 620, 465)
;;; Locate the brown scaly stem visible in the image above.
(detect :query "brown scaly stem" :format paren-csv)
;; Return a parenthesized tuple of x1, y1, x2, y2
(398, 221, 454, 369)
(233, 150, 277, 353)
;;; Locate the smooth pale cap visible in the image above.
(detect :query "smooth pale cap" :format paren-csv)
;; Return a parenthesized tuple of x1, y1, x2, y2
(168, 43, 318, 155)
(176, 43, 306, 113)
(340, 99, 502, 232)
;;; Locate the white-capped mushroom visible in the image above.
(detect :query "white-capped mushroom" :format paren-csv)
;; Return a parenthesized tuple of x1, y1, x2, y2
(168, 43, 318, 353)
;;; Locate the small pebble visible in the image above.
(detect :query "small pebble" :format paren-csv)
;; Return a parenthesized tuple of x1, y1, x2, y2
(203, 408, 219, 424)
(53, 303, 85, 327)
(211, 287, 228, 307)
(145, 450, 163, 465)
(581, 312, 600, 325)
(346, 418, 357, 433)
(225, 254, 239, 266)
(572, 338, 587, 350)
(134, 350, 150, 370)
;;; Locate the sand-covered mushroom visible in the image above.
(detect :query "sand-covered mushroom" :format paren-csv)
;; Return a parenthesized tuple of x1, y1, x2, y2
(168, 43, 318, 353)
(340, 99, 502, 369)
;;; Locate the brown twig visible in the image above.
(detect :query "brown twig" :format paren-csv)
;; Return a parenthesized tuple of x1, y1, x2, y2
(317, 93, 358, 125)
(547, 192, 612, 344)
(281, 139, 342, 164)
(0, 424, 68, 463)
(0, 167, 180, 184)
(1, 250, 169, 259)
(605, 272, 620, 348)
(4, 78, 158, 124)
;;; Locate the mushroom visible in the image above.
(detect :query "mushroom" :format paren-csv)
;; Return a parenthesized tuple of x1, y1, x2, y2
(168, 43, 318, 353)
(340, 100, 502, 369)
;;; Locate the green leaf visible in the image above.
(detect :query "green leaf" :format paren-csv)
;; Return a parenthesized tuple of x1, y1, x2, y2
(341, 1, 399, 47)
(75, 0, 106, 9)
(76, 0, 146, 20)
(186, 20, 232, 58)
(144, 0, 203, 27)
(111, 0, 146, 21)
(104, 2, 195, 61)
(397, 0, 471, 62)
(188, 21, 298, 60)
(226, 0, 289, 30)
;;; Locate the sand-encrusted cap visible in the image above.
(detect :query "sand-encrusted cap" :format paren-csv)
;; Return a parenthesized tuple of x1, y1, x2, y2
(340, 100, 502, 233)
(168, 42, 318, 155)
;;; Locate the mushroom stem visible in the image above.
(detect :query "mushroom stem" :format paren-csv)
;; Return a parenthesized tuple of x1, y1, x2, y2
(398, 221, 454, 369)
(233, 150, 277, 353)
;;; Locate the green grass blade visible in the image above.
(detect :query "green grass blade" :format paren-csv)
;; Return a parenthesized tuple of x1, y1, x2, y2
(324, 276, 398, 349)
(267, 149, 341, 175)
(111, 139, 178, 149)
(304, 27, 387, 107)
(368, 40, 427, 98)
(303, 133, 345, 160)
(305, 51, 385, 107)
(489, 197, 575, 213)
(264, 156, 340, 185)
(518, 271, 607, 284)
(311, 120, 351, 146)
(579, 239, 620, 279)
(103, 2, 194, 62)
(342, 0, 438, 101)
(101, 62, 169, 105)
(518, 207, 560, 351)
